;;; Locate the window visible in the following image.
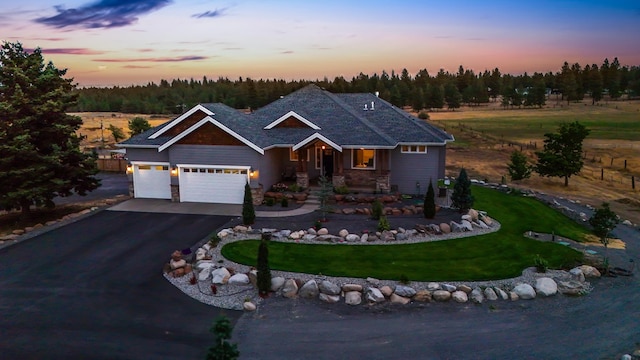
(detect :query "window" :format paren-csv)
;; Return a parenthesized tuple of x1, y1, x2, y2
(183, 168, 190, 173)
(401, 145, 427, 154)
(289, 148, 309, 162)
(352, 149, 375, 169)
(138, 165, 151, 170)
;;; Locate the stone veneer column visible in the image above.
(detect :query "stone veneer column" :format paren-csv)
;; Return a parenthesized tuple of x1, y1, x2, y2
(251, 185, 264, 206)
(296, 172, 309, 189)
(376, 175, 390, 193)
(170, 185, 180, 202)
(332, 175, 345, 187)
(128, 182, 134, 198)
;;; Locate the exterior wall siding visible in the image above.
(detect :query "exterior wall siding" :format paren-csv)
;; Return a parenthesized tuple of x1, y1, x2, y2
(389, 146, 444, 194)
(125, 148, 169, 162)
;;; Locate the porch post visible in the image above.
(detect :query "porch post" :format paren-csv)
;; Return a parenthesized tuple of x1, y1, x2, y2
(332, 151, 346, 187)
(296, 147, 309, 188)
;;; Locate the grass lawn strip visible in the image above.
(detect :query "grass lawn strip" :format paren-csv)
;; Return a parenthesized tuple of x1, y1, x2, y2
(221, 186, 588, 282)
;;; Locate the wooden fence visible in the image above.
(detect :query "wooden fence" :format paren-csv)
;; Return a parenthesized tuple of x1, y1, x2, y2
(97, 158, 127, 172)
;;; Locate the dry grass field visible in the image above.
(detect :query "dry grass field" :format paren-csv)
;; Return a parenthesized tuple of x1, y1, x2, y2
(426, 99, 640, 225)
(72, 112, 172, 148)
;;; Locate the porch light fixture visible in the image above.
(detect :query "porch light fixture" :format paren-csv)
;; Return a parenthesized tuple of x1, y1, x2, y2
(170, 166, 178, 176)
(126, 164, 133, 174)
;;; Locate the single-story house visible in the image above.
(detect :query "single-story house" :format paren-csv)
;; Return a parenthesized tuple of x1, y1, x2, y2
(118, 84, 454, 204)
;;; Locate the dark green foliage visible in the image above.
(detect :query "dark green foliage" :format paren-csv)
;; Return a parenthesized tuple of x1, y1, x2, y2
(206, 316, 239, 360)
(444, 82, 462, 110)
(377, 216, 390, 231)
(371, 198, 383, 220)
(417, 111, 430, 120)
(280, 197, 288, 207)
(589, 202, 619, 269)
(127, 116, 151, 136)
(314, 219, 322, 230)
(423, 180, 436, 219)
(333, 185, 349, 194)
(533, 254, 549, 273)
(242, 182, 255, 225)
(535, 121, 590, 186)
(256, 233, 271, 295)
(507, 150, 532, 180)
(108, 124, 125, 142)
(0, 42, 99, 218)
(451, 168, 474, 213)
(265, 197, 275, 206)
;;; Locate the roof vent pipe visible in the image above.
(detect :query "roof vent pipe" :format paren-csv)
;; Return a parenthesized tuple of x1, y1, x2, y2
(371, 101, 375, 110)
(363, 104, 368, 111)
(375, 91, 379, 97)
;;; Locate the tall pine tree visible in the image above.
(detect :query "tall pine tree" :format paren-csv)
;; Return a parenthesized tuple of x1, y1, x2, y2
(423, 180, 436, 219)
(0, 42, 99, 218)
(451, 168, 474, 213)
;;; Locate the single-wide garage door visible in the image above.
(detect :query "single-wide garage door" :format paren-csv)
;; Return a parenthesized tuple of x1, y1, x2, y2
(133, 163, 171, 199)
(179, 166, 249, 204)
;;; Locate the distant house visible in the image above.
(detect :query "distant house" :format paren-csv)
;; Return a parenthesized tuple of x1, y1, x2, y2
(118, 84, 454, 204)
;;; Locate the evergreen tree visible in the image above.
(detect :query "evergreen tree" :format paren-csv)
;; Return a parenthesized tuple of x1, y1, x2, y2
(206, 316, 239, 360)
(108, 124, 125, 143)
(444, 82, 462, 110)
(128, 116, 151, 136)
(256, 233, 271, 296)
(242, 182, 255, 225)
(0, 42, 99, 219)
(507, 150, 532, 180)
(451, 168, 474, 213)
(423, 180, 436, 219)
(535, 121, 590, 186)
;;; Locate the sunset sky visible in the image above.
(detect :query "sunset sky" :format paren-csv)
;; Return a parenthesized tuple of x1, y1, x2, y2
(2, 0, 639, 87)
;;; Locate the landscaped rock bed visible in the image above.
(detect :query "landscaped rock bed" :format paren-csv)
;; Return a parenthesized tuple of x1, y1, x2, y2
(164, 208, 600, 311)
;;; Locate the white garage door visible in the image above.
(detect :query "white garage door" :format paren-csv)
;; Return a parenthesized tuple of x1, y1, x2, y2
(133, 163, 171, 199)
(179, 166, 249, 204)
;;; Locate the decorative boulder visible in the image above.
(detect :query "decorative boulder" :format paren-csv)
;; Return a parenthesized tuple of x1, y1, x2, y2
(439, 223, 451, 234)
(432, 290, 452, 302)
(317, 228, 329, 235)
(413, 290, 432, 302)
(460, 220, 474, 232)
(452, 291, 469, 303)
(298, 280, 319, 298)
(484, 287, 498, 301)
(569, 267, 586, 282)
(338, 229, 349, 238)
(271, 276, 285, 292)
(170, 259, 186, 270)
(380, 285, 393, 297)
(495, 287, 509, 300)
(360, 233, 369, 242)
(509, 291, 519, 301)
(535, 277, 558, 297)
(198, 267, 212, 281)
(319, 280, 341, 296)
(579, 265, 601, 278)
(470, 288, 484, 304)
(342, 284, 363, 292)
(513, 283, 536, 299)
(441, 284, 457, 292)
(457, 285, 472, 294)
(228, 273, 250, 285)
(211, 267, 231, 284)
(345, 234, 360, 242)
(319, 293, 341, 303)
(195, 248, 207, 261)
(248, 270, 258, 287)
(282, 279, 299, 298)
(390, 293, 411, 305)
(394, 285, 417, 298)
(366, 287, 385, 303)
(427, 282, 441, 291)
(557, 280, 588, 296)
(345, 291, 362, 305)
(467, 209, 479, 221)
(243, 302, 256, 311)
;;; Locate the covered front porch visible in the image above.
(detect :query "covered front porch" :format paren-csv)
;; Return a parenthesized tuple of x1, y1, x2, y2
(292, 141, 392, 193)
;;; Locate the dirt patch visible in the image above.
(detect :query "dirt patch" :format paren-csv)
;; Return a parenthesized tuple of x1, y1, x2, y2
(582, 234, 626, 249)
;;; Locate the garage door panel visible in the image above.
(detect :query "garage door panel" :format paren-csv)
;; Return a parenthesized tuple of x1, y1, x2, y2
(179, 167, 247, 204)
(133, 164, 171, 199)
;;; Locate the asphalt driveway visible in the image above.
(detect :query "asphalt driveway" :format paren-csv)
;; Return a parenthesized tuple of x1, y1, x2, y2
(0, 210, 238, 360)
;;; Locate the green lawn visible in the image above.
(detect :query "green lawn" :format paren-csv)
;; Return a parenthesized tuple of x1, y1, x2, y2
(221, 186, 588, 281)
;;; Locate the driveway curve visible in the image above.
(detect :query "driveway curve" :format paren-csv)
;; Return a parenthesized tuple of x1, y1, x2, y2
(0, 210, 239, 360)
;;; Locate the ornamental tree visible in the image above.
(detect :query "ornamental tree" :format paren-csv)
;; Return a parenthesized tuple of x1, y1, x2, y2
(242, 182, 255, 225)
(535, 121, 590, 186)
(0, 42, 99, 219)
(507, 150, 532, 181)
(206, 316, 239, 360)
(423, 180, 436, 219)
(451, 168, 474, 213)
(256, 233, 271, 296)
(588, 202, 620, 270)
(128, 116, 151, 136)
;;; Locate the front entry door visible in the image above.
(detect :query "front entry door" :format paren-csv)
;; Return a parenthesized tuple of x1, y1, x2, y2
(322, 149, 334, 178)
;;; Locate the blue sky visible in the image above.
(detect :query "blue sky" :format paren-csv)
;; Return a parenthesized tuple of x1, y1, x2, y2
(2, 0, 639, 86)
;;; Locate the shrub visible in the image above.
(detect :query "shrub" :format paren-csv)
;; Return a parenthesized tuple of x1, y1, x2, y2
(280, 197, 289, 207)
(423, 180, 436, 219)
(242, 183, 255, 225)
(209, 235, 221, 248)
(533, 254, 549, 273)
(508, 150, 532, 181)
(257, 234, 272, 296)
(451, 168, 474, 213)
(313, 219, 322, 230)
(288, 183, 303, 193)
(334, 185, 349, 195)
(418, 111, 430, 120)
(371, 199, 383, 220)
(377, 216, 390, 231)
(271, 182, 288, 192)
(265, 198, 275, 206)
(206, 316, 239, 360)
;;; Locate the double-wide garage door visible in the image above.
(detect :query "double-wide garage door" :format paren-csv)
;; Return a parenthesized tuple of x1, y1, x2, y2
(179, 166, 249, 204)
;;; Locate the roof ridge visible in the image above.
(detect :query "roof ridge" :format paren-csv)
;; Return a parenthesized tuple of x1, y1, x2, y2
(382, 100, 453, 142)
(320, 90, 396, 145)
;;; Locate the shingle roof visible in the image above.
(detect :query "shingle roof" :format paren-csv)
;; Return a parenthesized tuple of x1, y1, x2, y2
(119, 84, 453, 150)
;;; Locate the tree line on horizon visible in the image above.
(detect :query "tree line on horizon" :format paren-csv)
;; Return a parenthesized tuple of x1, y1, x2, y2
(72, 57, 640, 114)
